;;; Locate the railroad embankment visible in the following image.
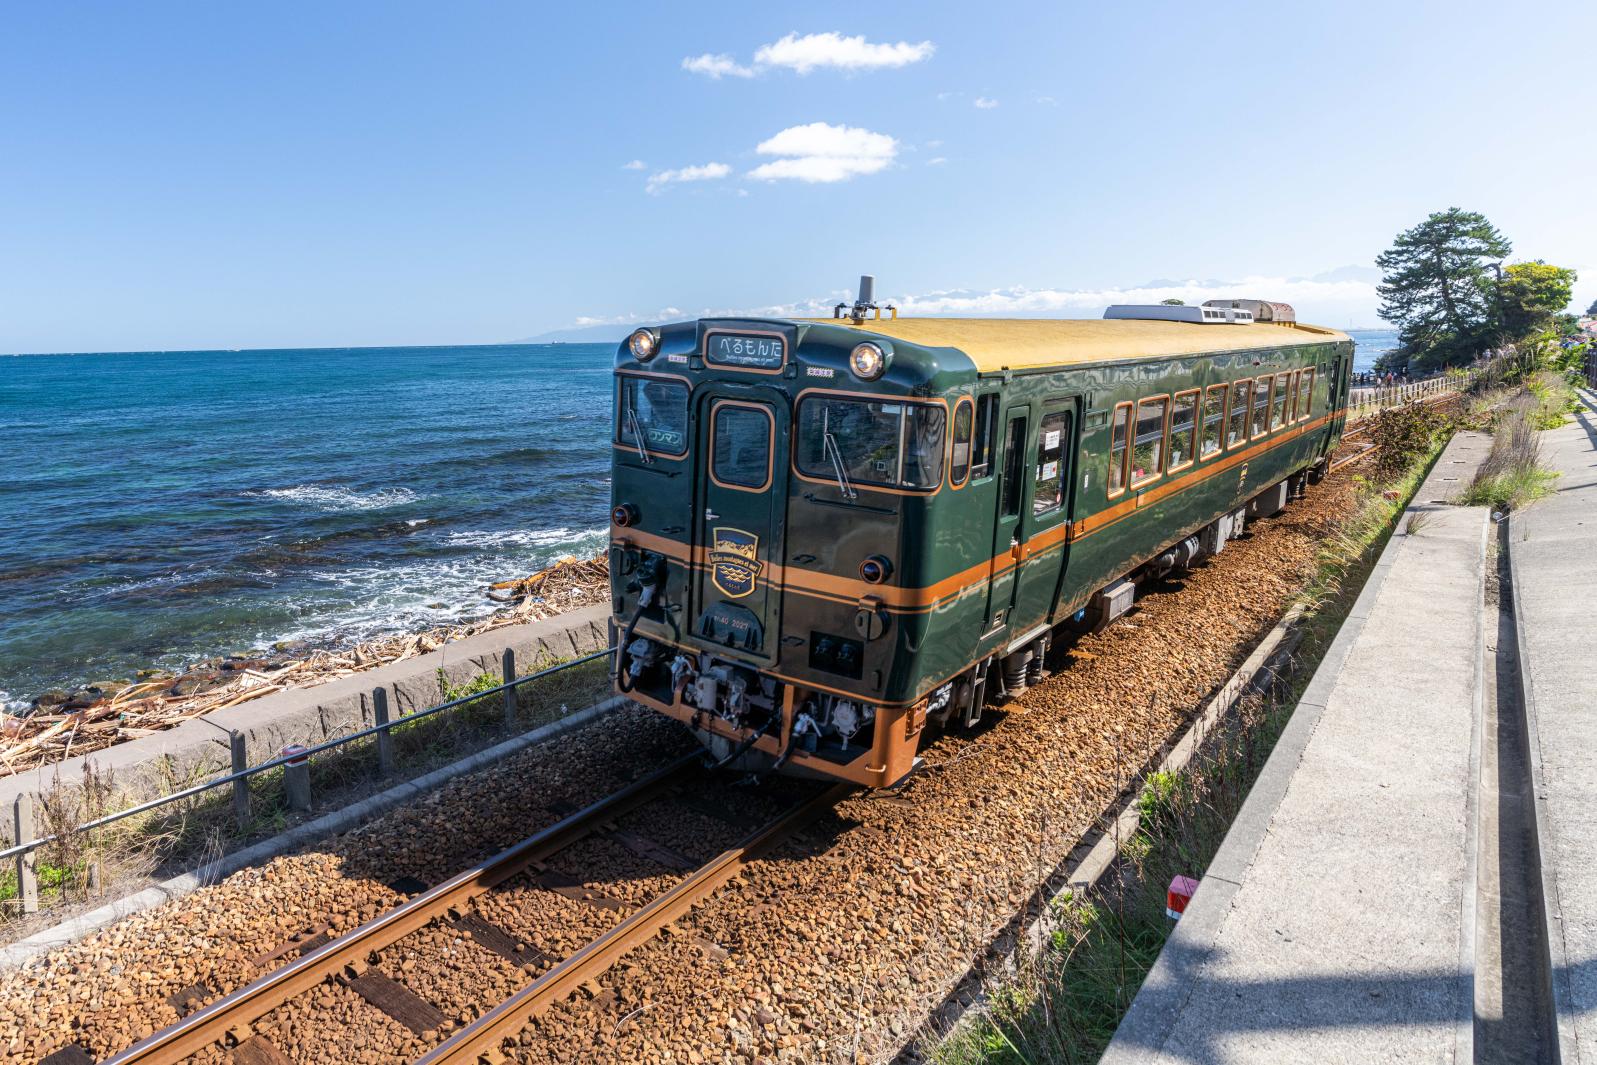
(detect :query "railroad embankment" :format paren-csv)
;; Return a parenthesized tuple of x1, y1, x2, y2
(2, 446, 1381, 1063)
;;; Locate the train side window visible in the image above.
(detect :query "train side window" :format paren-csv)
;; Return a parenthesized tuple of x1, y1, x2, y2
(1250, 377, 1271, 437)
(1299, 368, 1315, 421)
(1108, 402, 1132, 497)
(949, 398, 974, 487)
(1169, 390, 1198, 471)
(1201, 385, 1227, 458)
(1227, 379, 1250, 448)
(1131, 396, 1169, 486)
(1271, 372, 1291, 429)
(1032, 409, 1071, 515)
(969, 394, 998, 479)
(999, 414, 1028, 518)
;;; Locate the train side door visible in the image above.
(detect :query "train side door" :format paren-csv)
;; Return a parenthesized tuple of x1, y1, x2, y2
(1010, 399, 1079, 635)
(984, 405, 1030, 633)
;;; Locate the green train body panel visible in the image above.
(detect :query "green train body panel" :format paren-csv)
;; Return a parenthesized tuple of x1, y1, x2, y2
(609, 317, 1352, 719)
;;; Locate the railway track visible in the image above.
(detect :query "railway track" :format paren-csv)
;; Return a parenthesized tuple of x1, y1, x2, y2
(94, 753, 846, 1065)
(1330, 386, 1466, 473)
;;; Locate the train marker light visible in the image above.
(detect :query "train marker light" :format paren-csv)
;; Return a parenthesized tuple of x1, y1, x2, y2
(850, 342, 885, 380)
(1167, 874, 1198, 919)
(628, 328, 659, 361)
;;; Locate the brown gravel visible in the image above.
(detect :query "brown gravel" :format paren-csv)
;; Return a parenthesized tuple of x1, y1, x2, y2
(0, 470, 1361, 1065)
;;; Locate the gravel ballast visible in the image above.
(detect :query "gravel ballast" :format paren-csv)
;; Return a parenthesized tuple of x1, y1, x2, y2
(1, 470, 1361, 1064)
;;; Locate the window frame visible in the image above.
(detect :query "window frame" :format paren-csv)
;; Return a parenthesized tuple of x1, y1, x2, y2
(1250, 376, 1273, 438)
(1107, 401, 1133, 499)
(1031, 405, 1073, 516)
(791, 390, 949, 494)
(1130, 394, 1172, 489)
(969, 393, 1000, 481)
(1201, 383, 1228, 460)
(615, 372, 691, 458)
(1299, 368, 1315, 422)
(1271, 372, 1292, 430)
(1226, 377, 1252, 450)
(948, 396, 975, 489)
(1168, 388, 1200, 473)
(708, 399, 774, 492)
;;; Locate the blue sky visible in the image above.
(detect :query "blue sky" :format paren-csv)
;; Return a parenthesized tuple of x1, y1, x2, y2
(2, 0, 1594, 353)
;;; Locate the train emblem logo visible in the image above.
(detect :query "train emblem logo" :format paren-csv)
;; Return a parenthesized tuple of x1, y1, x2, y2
(709, 528, 761, 598)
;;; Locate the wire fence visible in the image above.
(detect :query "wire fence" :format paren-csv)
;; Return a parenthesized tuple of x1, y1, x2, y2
(4, 646, 615, 910)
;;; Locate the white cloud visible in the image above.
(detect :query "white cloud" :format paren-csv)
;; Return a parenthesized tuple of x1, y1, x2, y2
(681, 53, 755, 79)
(753, 32, 934, 74)
(621, 159, 646, 170)
(927, 156, 948, 166)
(936, 91, 962, 102)
(974, 96, 999, 109)
(645, 161, 731, 194)
(891, 276, 1379, 322)
(746, 122, 898, 183)
(1034, 95, 1058, 106)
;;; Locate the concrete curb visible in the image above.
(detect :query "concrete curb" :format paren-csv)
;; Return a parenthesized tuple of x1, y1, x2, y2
(1, 695, 630, 972)
(1508, 509, 1577, 1062)
(1103, 437, 1484, 1062)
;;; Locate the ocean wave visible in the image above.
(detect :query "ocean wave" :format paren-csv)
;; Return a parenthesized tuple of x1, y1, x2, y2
(248, 484, 423, 512)
(437, 526, 606, 550)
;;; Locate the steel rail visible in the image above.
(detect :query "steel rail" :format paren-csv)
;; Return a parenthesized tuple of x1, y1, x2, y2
(414, 781, 853, 1065)
(100, 751, 704, 1065)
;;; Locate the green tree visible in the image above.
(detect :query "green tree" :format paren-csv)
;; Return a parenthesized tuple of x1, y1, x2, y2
(1586, 297, 1597, 315)
(1375, 208, 1510, 371)
(1160, 298, 1185, 306)
(1499, 261, 1577, 340)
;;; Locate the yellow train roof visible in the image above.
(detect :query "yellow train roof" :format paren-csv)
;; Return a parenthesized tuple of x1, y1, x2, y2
(803, 317, 1349, 373)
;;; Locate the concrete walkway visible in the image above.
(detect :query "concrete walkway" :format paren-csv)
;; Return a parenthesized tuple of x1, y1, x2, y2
(1103, 431, 1493, 1063)
(1511, 389, 1597, 1063)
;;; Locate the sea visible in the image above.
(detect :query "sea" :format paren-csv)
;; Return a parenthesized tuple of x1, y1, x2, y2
(0, 327, 1402, 707)
(0, 343, 614, 708)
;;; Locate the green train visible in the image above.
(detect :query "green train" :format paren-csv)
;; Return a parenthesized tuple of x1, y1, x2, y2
(608, 281, 1352, 787)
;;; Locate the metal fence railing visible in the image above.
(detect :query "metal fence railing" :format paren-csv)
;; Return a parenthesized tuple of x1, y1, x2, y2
(1348, 370, 1477, 423)
(4, 646, 615, 912)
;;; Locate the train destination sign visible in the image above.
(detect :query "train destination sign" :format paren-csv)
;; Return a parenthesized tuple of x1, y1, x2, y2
(706, 332, 785, 369)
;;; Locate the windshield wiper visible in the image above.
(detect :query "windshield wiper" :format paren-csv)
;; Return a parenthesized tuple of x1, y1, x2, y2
(822, 430, 856, 500)
(627, 407, 654, 465)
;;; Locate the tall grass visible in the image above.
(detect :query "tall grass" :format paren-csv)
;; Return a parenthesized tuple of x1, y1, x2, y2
(1457, 392, 1559, 512)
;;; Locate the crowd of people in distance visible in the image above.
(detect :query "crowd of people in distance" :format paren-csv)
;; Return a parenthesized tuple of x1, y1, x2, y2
(1355, 370, 1412, 387)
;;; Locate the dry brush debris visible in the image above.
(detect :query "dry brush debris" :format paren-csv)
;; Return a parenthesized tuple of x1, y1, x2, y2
(1, 555, 612, 778)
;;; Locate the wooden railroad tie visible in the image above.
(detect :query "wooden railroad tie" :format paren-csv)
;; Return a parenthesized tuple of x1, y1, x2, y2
(230, 1037, 293, 1065)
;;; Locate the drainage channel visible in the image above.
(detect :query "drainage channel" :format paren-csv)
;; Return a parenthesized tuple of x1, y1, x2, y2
(1476, 517, 1557, 1062)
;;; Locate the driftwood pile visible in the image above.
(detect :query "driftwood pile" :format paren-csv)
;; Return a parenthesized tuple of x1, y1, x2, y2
(0, 554, 611, 778)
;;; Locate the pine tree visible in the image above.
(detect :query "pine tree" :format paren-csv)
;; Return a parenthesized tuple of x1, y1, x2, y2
(1375, 208, 1510, 370)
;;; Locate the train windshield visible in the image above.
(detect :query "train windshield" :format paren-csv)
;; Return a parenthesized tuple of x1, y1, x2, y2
(797, 397, 946, 489)
(617, 376, 689, 457)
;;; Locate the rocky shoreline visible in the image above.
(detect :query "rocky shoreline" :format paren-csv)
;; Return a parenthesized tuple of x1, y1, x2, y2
(0, 556, 610, 777)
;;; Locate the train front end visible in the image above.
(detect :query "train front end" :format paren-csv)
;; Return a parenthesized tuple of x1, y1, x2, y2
(607, 313, 955, 789)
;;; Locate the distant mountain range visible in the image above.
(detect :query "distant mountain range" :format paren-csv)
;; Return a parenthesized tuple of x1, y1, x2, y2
(516, 324, 632, 344)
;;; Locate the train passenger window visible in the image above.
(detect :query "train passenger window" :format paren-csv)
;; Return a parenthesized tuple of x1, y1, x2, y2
(1201, 385, 1227, 458)
(1032, 409, 1071, 514)
(950, 399, 974, 486)
(1299, 369, 1315, 421)
(1169, 390, 1198, 471)
(1108, 403, 1131, 497)
(1227, 379, 1250, 448)
(1131, 397, 1169, 486)
(969, 394, 999, 479)
(617, 375, 689, 456)
(795, 397, 946, 489)
(1250, 377, 1271, 437)
(710, 402, 772, 490)
(1271, 373, 1291, 429)
(1000, 415, 1028, 517)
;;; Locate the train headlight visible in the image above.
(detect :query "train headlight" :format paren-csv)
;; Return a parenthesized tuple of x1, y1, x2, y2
(849, 342, 886, 380)
(628, 329, 658, 361)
